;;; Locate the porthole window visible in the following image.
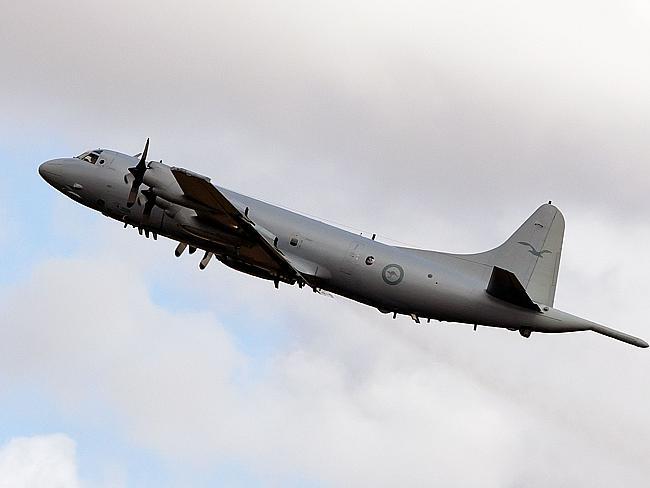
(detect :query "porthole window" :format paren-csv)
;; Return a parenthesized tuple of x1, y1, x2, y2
(365, 256, 375, 265)
(427, 273, 433, 278)
(289, 237, 299, 246)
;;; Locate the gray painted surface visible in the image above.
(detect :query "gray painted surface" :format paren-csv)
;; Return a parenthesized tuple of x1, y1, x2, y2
(39, 147, 648, 348)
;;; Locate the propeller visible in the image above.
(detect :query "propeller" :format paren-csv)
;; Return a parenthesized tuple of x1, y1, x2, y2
(126, 138, 150, 208)
(141, 188, 156, 227)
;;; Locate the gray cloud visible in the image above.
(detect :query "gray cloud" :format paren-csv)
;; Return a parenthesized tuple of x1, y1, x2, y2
(3, 0, 650, 225)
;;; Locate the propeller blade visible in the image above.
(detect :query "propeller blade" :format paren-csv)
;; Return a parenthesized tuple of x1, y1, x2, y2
(141, 189, 156, 226)
(127, 179, 140, 207)
(129, 138, 149, 177)
(126, 138, 150, 208)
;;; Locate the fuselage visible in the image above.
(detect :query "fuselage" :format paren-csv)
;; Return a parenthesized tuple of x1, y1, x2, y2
(38, 147, 649, 347)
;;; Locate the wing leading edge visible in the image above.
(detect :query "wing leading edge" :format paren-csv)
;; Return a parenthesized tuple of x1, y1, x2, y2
(170, 167, 316, 288)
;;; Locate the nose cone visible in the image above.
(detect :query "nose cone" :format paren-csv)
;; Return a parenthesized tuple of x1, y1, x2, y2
(38, 159, 66, 186)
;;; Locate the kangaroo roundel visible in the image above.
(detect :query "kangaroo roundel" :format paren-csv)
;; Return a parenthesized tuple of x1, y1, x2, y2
(382, 264, 404, 285)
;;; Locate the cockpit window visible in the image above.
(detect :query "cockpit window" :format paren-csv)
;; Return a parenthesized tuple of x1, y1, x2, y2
(75, 149, 103, 164)
(84, 153, 99, 164)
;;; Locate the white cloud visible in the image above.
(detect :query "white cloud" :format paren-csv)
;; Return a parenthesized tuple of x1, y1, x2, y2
(1, 232, 649, 486)
(0, 256, 520, 486)
(0, 434, 80, 488)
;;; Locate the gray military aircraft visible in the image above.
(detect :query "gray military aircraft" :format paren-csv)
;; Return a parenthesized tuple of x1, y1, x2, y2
(39, 140, 648, 348)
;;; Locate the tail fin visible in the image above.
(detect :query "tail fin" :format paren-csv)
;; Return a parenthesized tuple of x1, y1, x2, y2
(466, 204, 565, 307)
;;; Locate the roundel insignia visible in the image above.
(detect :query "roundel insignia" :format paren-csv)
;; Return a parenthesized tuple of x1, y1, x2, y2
(382, 264, 404, 285)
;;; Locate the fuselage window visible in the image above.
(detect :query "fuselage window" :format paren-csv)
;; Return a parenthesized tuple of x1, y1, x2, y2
(365, 256, 375, 265)
(289, 237, 299, 246)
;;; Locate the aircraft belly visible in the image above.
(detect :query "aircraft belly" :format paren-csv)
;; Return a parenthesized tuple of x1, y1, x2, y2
(337, 247, 538, 327)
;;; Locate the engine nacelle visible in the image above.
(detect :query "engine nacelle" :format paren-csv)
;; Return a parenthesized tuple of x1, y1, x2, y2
(142, 162, 215, 214)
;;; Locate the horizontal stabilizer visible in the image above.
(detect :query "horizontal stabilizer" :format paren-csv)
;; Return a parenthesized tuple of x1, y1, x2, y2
(589, 324, 649, 348)
(487, 266, 540, 312)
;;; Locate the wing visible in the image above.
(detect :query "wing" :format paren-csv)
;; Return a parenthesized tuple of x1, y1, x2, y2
(171, 167, 313, 286)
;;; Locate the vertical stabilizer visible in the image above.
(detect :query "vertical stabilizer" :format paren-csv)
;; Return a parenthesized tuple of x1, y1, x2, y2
(465, 204, 565, 306)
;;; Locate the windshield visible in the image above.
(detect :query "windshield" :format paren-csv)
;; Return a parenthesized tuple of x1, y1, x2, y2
(75, 149, 103, 164)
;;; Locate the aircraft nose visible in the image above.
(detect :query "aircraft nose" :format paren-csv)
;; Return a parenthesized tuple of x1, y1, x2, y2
(38, 159, 66, 185)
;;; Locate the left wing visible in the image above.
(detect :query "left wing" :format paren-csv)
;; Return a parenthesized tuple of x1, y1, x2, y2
(171, 167, 313, 287)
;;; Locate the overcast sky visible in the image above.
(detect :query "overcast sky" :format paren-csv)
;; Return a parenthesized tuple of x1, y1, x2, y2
(1, 1, 649, 486)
